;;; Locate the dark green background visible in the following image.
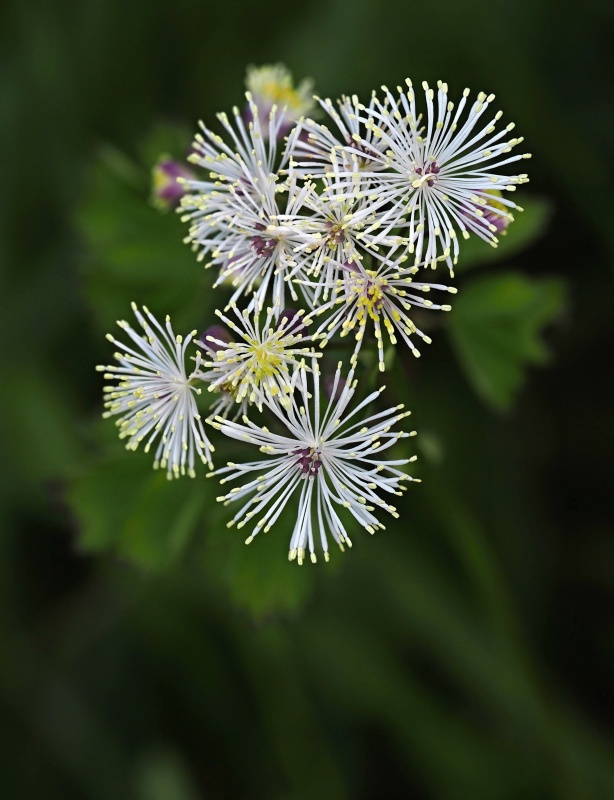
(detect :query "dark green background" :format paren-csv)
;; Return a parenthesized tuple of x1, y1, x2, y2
(1, 0, 613, 798)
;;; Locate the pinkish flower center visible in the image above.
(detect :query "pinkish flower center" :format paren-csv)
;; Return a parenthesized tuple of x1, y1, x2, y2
(250, 234, 277, 258)
(292, 446, 323, 478)
(411, 161, 441, 189)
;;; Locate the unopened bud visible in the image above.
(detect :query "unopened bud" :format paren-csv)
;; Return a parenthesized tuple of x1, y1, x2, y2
(277, 309, 308, 337)
(199, 324, 233, 355)
(151, 157, 195, 211)
(244, 64, 315, 140)
(479, 189, 511, 234)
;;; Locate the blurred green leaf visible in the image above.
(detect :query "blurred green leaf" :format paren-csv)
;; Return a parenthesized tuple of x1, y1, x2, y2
(0, 362, 87, 487)
(201, 499, 317, 618)
(134, 746, 200, 800)
(69, 452, 206, 570)
(448, 271, 566, 412)
(136, 121, 192, 170)
(454, 196, 552, 272)
(76, 139, 214, 334)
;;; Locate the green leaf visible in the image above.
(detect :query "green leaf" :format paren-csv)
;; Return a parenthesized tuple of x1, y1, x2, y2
(200, 498, 319, 618)
(76, 140, 215, 335)
(133, 746, 200, 800)
(448, 271, 566, 412)
(136, 121, 193, 170)
(454, 196, 552, 272)
(69, 451, 207, 570)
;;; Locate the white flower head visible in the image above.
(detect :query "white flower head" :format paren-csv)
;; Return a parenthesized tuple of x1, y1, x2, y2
(209, 358, 418, 564)
(304, 80, 530, 274)
(305, 257, 457, 370)
(196, 303, 321, 411)
(210, 180, 318, 312)
(181, 102, 316, 311)
(245, 63, 315, 138)
(97, 304, 214, 478)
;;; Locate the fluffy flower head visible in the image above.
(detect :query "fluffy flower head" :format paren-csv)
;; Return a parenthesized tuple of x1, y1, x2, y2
(181, 103, 316, 310)
(197, 304, 320, 411)
(306, 257, 457, 370)
(209, 359, 418, 563)
(297, 80, 530, 273)
(97, 304, 213, 478)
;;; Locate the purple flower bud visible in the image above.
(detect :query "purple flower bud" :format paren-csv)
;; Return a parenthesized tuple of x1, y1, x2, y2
(324, 373, 347, 402)
(482, 205, 511, 234)
(151, 157, 196, 211)
(199, 325, 233, 356)
(277, 309, 309, 337)
(465, 189, 511, 234)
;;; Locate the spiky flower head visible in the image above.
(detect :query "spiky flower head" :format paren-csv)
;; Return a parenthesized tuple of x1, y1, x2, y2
(97, 304, 214, 478)
(306, 257, 457, 370)
(245, 63, 315, 138)
(180, 96, 288, 262)
(181, 102, 316, 311)
(196, 304, 320, 411)
(293, 80, 530, 274)
(209, 358, 418, 564)
(286, 168, 407, 306)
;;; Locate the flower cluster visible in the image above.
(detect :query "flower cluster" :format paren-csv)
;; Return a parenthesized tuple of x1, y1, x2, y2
(103, 65, 529, 563)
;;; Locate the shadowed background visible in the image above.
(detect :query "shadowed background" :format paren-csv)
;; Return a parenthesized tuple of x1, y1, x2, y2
(1, 0, 613, 798)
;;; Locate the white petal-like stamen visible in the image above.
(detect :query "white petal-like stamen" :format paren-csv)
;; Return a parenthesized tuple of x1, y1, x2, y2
(208, 359, 418, 563)
(288, 92, 390, 179)
(97, 304, 214, 478)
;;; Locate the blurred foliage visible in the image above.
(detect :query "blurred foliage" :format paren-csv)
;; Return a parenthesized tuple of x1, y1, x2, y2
(449, 272, 567, 411)
(2, 0, 614, 798)
(77, 129, 209, 335)
(70, 451, 206, 570)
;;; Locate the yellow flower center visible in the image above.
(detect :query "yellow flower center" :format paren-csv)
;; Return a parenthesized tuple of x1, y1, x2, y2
(261, 81, 303, 110)
(248, 342, 283, 381)
(352, 270, 388, 321)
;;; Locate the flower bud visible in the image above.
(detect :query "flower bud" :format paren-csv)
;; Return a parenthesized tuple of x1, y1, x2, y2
(481, 189, 512, 234)
(151, 157, 196, 211)
(244, 64, 315, 140)
(200, 325, 233, 356)
(277, 309, 309, 338)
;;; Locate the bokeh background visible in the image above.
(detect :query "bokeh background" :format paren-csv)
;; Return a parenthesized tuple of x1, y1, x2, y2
(2, 0, 614, 798)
